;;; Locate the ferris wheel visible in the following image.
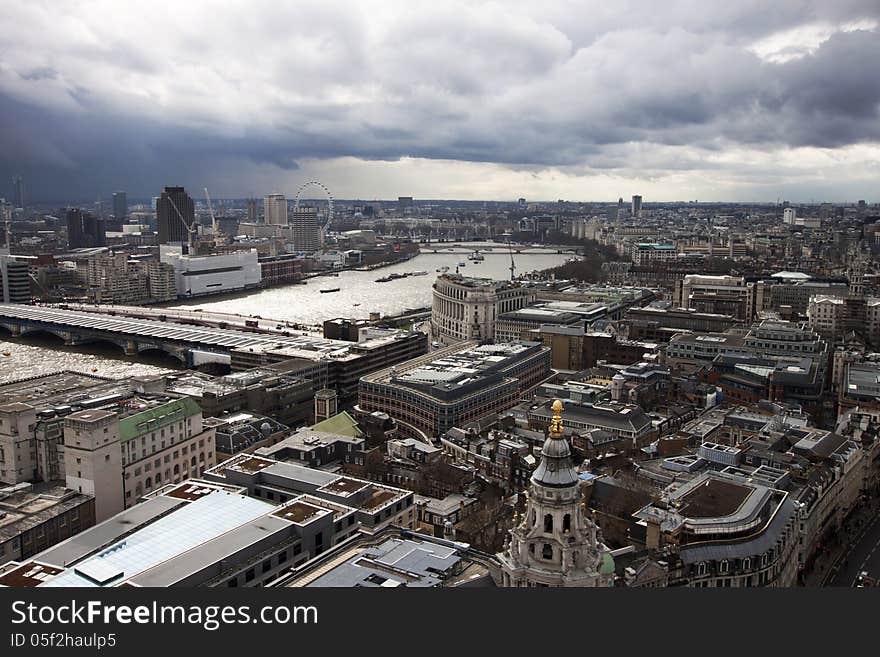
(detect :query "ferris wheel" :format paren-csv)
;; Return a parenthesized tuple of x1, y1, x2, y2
(293, 180, 334, 231)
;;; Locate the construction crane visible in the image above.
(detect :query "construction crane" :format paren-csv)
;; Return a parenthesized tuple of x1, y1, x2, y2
(507, 235, 516, 281)
(203, 187, 218, 235)
(165, 193, 197, 251)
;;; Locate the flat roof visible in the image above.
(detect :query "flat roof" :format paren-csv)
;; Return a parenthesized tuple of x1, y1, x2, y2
(677, 478, 751, 518)
(300, 536, 464, 588)
(36, 486, 272, 587)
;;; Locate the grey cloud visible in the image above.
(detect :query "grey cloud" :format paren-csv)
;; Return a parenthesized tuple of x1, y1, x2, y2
(1, 0, 879, 200)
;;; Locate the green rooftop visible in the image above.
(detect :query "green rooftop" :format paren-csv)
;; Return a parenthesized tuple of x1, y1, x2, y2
(119, 397, 203, 443)
(310, 411, 363, 438)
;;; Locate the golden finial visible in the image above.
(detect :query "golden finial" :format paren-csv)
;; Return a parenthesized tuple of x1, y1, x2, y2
(549, 399, 564, 438)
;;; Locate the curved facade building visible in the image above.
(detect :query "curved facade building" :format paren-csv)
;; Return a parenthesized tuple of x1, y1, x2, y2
(430, 274, 536, 345)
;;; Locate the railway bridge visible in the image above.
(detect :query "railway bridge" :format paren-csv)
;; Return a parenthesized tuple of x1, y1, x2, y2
(0, 304, 330, 367)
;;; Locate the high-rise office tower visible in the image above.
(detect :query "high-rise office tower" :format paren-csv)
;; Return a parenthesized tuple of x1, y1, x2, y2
(631, 195, 643, 217)
(157, 186, 195, 244)
(112, 191, 127, 221)
(11, 176, 24, 209)
(66, 208, 106, 248)
(291, 206, 320, 251)
(264, 193, 288, 225)
(247, 197, 258, 223)
(0, 200, 11, 250)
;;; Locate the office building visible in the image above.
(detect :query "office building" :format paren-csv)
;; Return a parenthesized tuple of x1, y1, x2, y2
(0, 255, 29, 303)
(290, 206, 320, 251)
(494, 308, 583, 343)
(264, 193, 287, 225)
(631, 242, 675, 265)
(203, 453, 415, 534)
(156, 186, 195, 245)
(633, 471, 800, 587)
(282, 530, 495, 587)
(11, 176, 23, 209)
(807, 295, 847, 338)
(247, 197, 258, 223)
(0, 484, 95, 565)
(0, 480, 348, 588)
(112, 191, 127, 221)
(229, 328, 428, 408)
(527, 399, 655, 450)
(166, 369, 315, 430)
(631, 194, 642, 217)
(358, 341, 551, 440)
(431, 274, 537, 345)
(62, 398, 216, 522)
(623, 306, 738, 342)
(676, 274, 754, 320)
(65, 208, 106, 248)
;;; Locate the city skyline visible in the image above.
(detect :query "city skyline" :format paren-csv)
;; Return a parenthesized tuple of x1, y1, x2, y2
(1, 1, 879, 203)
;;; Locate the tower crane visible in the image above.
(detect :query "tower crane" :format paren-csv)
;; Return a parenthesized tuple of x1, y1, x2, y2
(203, 187, 218, 235)
(508, 235, 516, 281)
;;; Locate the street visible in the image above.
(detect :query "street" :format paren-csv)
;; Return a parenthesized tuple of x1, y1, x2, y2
(826, 498, 880, 587)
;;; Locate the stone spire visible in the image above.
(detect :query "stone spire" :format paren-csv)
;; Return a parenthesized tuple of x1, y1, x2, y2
(530, 399, 579, 488)
(496, 399, 615, 587)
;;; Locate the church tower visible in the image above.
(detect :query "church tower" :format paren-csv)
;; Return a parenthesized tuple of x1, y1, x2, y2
(497, 399, 615, 587)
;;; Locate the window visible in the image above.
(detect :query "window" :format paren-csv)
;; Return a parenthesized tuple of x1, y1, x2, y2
(543, 514, 553, 533)
(563, 514, 571, 533)
(542, 543, 553, 560)
(245, 569, 255, 583)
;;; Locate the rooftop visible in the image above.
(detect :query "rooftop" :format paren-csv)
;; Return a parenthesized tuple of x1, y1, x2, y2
(290, 534, 470, 588)
(4, 482, 276, 588)
(119, 397, 202, 443)
(677, 477, 751, 518)
(310, 411, 363, 438)
(0, 485, 93, 543)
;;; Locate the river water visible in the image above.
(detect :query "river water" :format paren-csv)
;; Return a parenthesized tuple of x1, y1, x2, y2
(0, 337, 177, 384)
(168, 245, 571, 325)
(0, 244, 571, 383)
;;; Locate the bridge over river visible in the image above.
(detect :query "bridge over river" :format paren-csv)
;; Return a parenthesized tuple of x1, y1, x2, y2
(0, 304, 345, 367)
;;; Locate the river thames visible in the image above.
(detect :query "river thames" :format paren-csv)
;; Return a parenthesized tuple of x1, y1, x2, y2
(168, 244, 571, 325)
(0, 245, 571, 383)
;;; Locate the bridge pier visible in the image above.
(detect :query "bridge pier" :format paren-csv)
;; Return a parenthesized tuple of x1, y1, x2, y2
(63, 331, 75, 346)
(125, 340, 139, 356)
(10, 323, 21, 337)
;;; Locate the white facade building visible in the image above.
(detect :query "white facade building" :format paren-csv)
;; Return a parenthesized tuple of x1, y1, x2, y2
(807, 295, 846, 338)
(160, 246, 261, 297)
(430, 274, 536, 345)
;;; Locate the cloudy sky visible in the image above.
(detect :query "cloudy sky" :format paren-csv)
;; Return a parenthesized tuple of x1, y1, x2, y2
(2, 0, 879, 203)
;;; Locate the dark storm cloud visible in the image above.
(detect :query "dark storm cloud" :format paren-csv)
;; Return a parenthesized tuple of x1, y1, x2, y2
(0, 0, 878, 199)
